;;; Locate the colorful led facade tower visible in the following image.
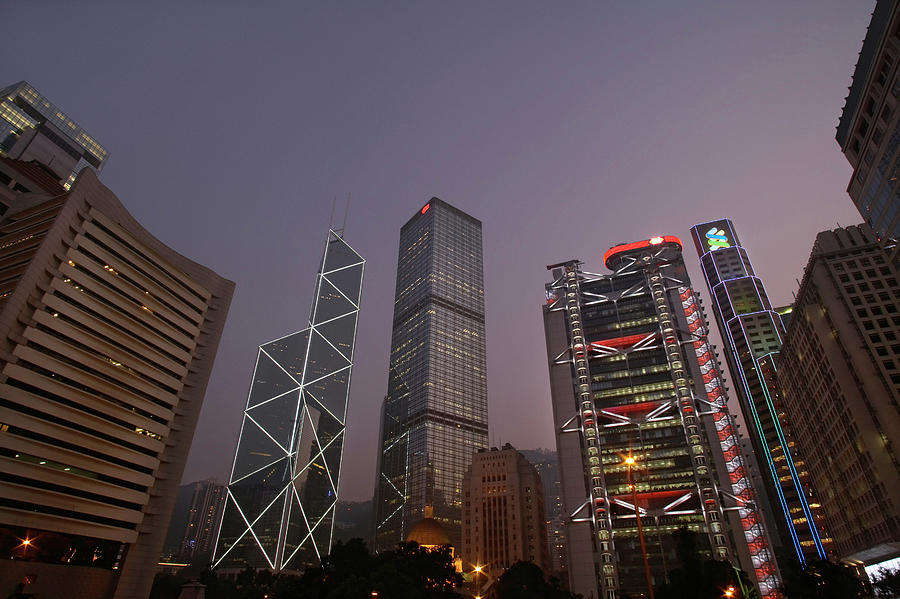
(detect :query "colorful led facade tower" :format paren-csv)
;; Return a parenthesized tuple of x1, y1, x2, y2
(214, 231, 364, 571)
(374, 198, 488, 552)
(690, 219, 829, 566)
(543, 237, 779, 599)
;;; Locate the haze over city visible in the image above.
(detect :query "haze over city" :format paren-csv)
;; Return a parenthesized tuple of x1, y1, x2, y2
(7, 0, 867, 508)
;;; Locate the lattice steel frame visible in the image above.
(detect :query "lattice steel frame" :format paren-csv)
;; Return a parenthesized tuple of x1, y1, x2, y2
(545, 240, 780, 599)
(213, 230, 364, 571)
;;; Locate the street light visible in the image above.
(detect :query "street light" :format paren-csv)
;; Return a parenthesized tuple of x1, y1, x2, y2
(730, 564, 751, 598)
(626, 455, 654, 599)
(471, 564, 484, 598)
(724, 585, 735, 598)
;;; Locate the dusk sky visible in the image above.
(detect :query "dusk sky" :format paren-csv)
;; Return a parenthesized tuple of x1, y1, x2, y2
(8, 1, 870, 501)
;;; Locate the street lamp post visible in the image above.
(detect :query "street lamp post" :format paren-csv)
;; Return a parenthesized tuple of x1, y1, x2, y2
(731, 564, 751, 599)
(626, 456, 655, 599)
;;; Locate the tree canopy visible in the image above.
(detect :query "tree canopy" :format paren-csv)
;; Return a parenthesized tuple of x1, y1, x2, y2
(780, 558, 873, 599)
(151, 539, 462, 599)
(493, 560, 581, 599)
(652, 528, 758, 599)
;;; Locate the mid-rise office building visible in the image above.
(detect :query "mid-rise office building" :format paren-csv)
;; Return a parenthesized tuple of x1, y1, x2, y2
(1, 82, 109, 190)
(778, 224, 900, 568)
(0, 156, 70, 213)
(0, 168, 234, 599)
(519, 448, 568, 576)
(547, 513, 568, 579)
(690, 219, 829, 565)
(837, 0, 900, 241)
(775, 305, 793, 330)
(518, 449, 559, 524)
(543, 237, 779, 599)
(374, 198, 488, 551)
(214, 230, 364, 572)
(461, 444, 550, 576)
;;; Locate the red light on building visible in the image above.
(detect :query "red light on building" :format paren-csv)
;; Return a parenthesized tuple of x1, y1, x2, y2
(603, 236, 683, 268)
(421, 203, 431, 214)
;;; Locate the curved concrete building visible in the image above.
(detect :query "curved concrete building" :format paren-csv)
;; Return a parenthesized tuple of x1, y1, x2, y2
(0, 167, 234, 599)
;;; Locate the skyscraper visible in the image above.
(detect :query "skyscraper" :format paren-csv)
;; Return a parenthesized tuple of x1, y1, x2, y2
(543, 237, 778, 599)
(690, 219, 829, 565)
(1, 81, 109, 190)
(374, 198, 488, 552)
(214, 230, 364, 572)
(462, 444, 550, 577)
(777, 224, 900, 569)
(177, 479, 227, 563)
(0, 168, 234, 599)
(837, 1, 900, 241)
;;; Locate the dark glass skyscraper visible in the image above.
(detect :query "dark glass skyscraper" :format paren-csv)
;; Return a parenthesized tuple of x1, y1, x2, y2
(690, 219, 829, 566)
(214, 231, 364, 571)
(543, 237, 779, 599)
(374, 198, 488, 552)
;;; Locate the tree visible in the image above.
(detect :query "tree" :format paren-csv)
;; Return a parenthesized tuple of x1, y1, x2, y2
(149, 573, 183, 599)
(196, 539, 463, 599)
(780, 558, 873, 599)
(653, 528, 757, 599)
(494, 561, 581, 599)
(872, 567, 900, 598)
(197, 564, 239, 599)
(369, 542, 461, 598)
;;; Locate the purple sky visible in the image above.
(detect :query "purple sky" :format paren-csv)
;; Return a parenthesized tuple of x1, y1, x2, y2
(9, 1, 870, 501)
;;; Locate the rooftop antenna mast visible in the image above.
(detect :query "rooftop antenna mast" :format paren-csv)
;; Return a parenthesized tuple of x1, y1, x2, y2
(339, 192, 351, 236)
(327, 196, 337, 242)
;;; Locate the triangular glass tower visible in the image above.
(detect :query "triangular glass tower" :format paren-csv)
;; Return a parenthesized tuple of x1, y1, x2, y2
(214, 231, 364, 571)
